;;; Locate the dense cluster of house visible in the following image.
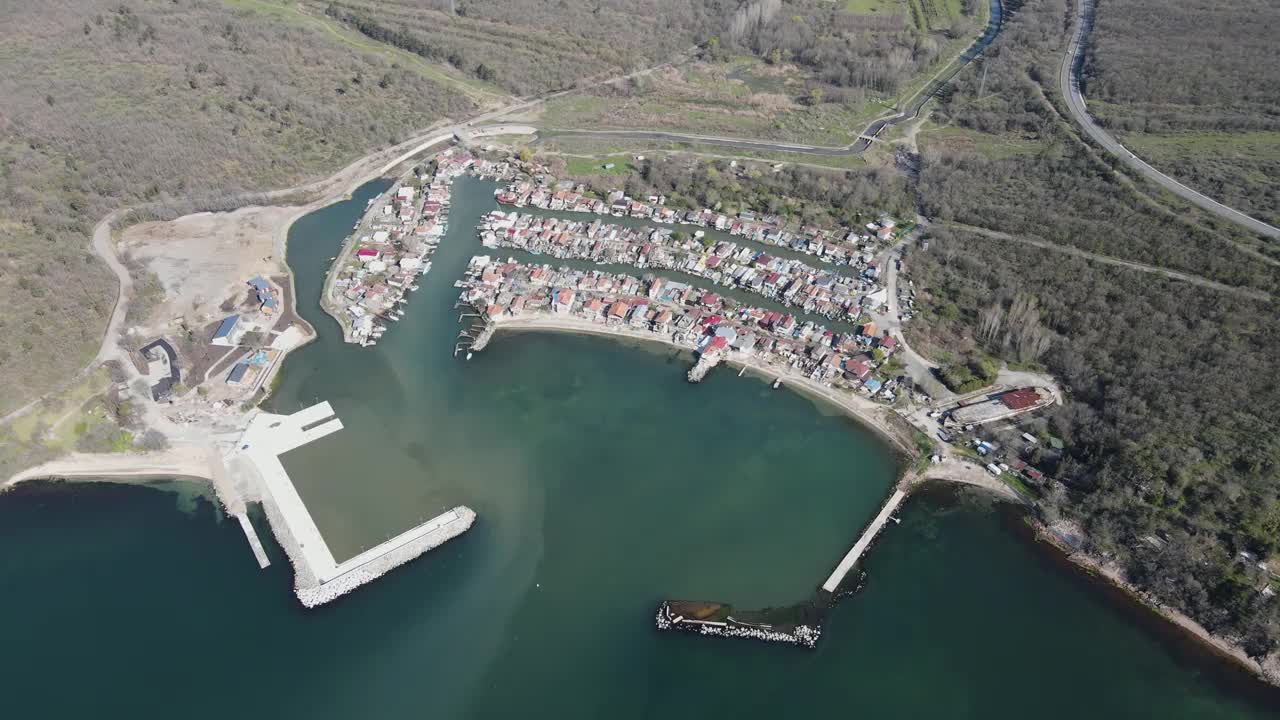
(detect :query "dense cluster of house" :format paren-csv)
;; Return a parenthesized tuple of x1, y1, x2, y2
(480, 211, 887, 323)
(495, 181, 901, 266)
(330, 150, 530, 346)
(329, 152, 459, 344)
(460, 257, 906, 400)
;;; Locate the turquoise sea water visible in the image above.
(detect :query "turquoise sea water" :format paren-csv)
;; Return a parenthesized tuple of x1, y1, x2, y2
(1, 176, 1275, 718)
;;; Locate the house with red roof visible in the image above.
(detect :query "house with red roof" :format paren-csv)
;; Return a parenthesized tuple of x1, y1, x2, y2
(844, 359, 872, 381)
(607, 301, 630, 324)
(553, 288, 575, 314)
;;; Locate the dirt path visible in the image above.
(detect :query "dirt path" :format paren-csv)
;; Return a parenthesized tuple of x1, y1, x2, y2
(945, 221, 1273, 301)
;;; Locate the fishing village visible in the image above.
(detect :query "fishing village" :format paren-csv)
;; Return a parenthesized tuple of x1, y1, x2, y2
(479, 211, 882, 324)
(494, 179, 905, 264)
(456, 257, 910, 400)
(298, 140, 1060, 650)
(322, 149, 523, 346)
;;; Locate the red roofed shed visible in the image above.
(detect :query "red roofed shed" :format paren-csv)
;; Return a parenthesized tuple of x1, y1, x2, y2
(999, 388, 1040, 410)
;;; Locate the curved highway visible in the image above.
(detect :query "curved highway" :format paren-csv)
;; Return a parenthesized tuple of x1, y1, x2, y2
(1061, 0, 1279, 239)
(537, 0, 1005, 157)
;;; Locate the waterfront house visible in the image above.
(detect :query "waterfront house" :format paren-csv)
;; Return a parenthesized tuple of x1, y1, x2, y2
(553, 288, 575, 314)
(608, 301, 630, 324)
(654, 310, 673, 333)
(583, 297, 606, 319)
(844, 359, 872, 381)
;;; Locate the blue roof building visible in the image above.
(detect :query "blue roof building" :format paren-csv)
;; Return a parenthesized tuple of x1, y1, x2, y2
(212, 315, 240, 345)
(226, 362, 250, 384)
(714, 326, 738, 343)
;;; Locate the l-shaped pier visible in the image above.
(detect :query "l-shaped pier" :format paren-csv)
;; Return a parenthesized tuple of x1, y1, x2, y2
(227, 401, 475, 607)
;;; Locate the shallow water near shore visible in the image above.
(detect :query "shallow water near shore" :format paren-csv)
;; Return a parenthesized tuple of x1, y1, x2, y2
(1, 175, 1277, 718)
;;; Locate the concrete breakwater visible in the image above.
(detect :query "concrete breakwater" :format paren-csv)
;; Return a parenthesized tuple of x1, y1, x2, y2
(823, 487, 908, 592)
(229, 402, 476, 607)
(291, 506, 475, 608)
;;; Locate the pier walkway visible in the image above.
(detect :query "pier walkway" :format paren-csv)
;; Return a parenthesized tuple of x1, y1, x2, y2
(822, 488, 908, 592)
(236, 513, 271, 569)
(228, 401, 475, 606)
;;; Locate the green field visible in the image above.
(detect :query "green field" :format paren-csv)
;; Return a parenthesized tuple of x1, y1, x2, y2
(917, 124, 1047, 160)
(8, 369, 110, 446)
(563, 155, 637, 176)
(844, 0, 901, 14)
(538, 56, 886, 147)
(540, 135, 870, 172)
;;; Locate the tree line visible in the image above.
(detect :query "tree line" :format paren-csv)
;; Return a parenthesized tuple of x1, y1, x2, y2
(916, 0, 1280, 656)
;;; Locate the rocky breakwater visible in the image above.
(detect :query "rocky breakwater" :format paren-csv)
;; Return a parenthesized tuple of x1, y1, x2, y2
(655, 601, 822, 650)
(686, 349, 723, 383)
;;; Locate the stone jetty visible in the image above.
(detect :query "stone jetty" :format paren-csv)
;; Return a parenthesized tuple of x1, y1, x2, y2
(655, 602, 821, 649)
(686, 352, 721, 382)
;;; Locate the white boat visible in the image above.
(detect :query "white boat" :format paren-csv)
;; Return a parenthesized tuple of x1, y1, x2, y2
(773, 378, 782, 389)
(409, 284, 420, 291)
(466, 352, 473, 361)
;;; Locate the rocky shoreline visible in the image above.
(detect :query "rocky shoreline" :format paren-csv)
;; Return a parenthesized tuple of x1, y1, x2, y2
(1033, 520, 1280, 688)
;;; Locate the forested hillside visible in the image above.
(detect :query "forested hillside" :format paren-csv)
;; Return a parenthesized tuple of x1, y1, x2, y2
(0, 0, 476, 414)
(732, 0, 982, 99)
(917, 0, 1280, 655)
(1082, 0, 1280, 225)
(317, 0, 740, 95)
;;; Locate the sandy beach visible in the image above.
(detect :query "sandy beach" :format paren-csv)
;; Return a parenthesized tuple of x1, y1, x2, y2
(4, 447, 214, 491)
(491, 315, 917, 455)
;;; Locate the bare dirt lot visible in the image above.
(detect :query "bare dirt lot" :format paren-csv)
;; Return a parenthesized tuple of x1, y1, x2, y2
(119, 205, 298, 327)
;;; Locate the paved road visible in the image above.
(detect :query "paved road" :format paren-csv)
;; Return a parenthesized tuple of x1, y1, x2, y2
(1061, 0, 1279, 240)
(867, 228, 951, 400)
(2, 55, 690, 428)
(536, 0, 1005, 157)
